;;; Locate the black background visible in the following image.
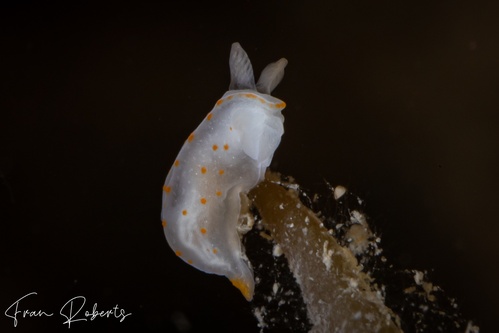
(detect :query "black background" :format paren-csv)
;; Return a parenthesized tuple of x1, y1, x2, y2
(1, 1, 498, 332)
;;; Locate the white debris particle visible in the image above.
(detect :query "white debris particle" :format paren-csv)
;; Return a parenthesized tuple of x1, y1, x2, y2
(287, 223, 294, 228)
(272, 244, 283, 257)
(302, 227, 308, 236)
(253, 306, 267, 330)
(414, 270, 424, 285)
(286, 183, 299, 190)
(272, 282, 280, 295)
(296, 203, 301, 208)
(465, 321, 480, 333)
(375, 289, 385, 301)
(237, 212, 255, 234)
(350, 210, 367, 226)
(335, 223, 344, 230)
(333, 185, 347, 200)
(279, 203, 284, 210)
(304, 216, 310, 224)
(348, 278, 359, 289)
(346, 224, 372, 255)
(364, 312, 375, 322)
(322, 240, 333, 271)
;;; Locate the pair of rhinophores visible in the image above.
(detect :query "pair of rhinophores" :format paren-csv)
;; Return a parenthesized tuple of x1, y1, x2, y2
(161, 42, 288, 301)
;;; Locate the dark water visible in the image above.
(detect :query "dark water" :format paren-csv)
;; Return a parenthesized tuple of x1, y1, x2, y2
(1, 1, 498, 332)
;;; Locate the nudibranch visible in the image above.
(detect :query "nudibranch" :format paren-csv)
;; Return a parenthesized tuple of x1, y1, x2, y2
(161, 42, 288, 300)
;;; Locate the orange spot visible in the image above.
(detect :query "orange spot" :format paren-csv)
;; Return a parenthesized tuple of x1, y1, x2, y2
(200, 197, 207, 205)
(175, 250, 182, 257)
(257, 97, 266, 103)
(216, 190, 222, 197)
(163, 185, 171, 193)
(227, 95, 233, 100)
(174, 160, 180, 167)
(275, 102, 286, 109)
(182, 210, 188, 216)
(206, 113, 213, 120)
(230, 278, 252, 301)
(212, 144, 218, 151)
(244, 93, 256, 99)
(187, 132, 195, 142)
(200, 228, 207, 234)
(223, 144, 229, 151)
(213, 248, 218, 254)
(187, 259, 193, 264)
(216, 99, 224, 106)
(201, 166, 207, 174)
(161, 220, 167, 227)
(218, 169, 224, 175)
(229, 127, 233, 131)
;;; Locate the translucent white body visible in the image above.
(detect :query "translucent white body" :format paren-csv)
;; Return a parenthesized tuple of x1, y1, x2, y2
(161, 43, 287, 301)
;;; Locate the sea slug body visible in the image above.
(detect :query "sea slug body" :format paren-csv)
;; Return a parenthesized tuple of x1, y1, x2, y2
(161, 43, 288, 300)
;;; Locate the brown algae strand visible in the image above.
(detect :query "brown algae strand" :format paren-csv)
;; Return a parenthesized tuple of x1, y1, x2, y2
(248, 172, 402, 333)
